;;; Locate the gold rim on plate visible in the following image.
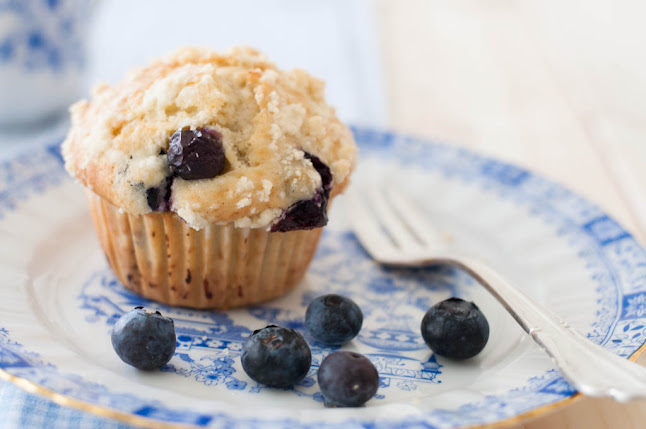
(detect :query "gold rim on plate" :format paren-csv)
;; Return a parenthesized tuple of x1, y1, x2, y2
(1, 340, 645, 429)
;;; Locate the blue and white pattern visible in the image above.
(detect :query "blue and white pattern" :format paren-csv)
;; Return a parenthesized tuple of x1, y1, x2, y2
(0, 0, 88, 72)
(0, 145, 65, 220)
(0, 127, 646, 428)
(78, 233, 447, 400)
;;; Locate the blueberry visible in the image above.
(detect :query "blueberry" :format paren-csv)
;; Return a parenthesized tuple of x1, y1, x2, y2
(271, 152, 333, 232)
(241, 325, 311, 387)
(111, 307, 176, 370)
(271, 191, 328, 232)
(420, 297, 489, 360)
(305, 294, 363, 346)
(317, 351, 379, 407)
(146, 178, 172, 211)
(167, 128, 226, 180)
(306, 152, 333, 192)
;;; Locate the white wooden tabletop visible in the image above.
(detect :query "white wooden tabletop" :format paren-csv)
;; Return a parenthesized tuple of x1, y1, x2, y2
(376, 0, 646, 427)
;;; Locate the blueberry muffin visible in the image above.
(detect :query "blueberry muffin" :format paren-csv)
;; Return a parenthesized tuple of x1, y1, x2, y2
(62, 47, 356, 308)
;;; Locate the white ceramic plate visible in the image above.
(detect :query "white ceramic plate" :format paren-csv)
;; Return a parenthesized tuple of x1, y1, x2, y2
(1, 127, 645, 428)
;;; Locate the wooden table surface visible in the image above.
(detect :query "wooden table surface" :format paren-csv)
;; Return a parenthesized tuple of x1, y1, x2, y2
(376, 1, 646, 427)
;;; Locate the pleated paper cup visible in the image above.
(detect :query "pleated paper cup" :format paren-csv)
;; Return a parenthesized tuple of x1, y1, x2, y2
(86, 190, 324, 309)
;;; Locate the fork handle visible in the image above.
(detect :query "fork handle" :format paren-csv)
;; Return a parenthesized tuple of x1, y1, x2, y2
(437, 255, 646, 402)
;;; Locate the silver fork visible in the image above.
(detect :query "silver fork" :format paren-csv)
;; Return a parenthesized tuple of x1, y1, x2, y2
(349, 184, 646, 402)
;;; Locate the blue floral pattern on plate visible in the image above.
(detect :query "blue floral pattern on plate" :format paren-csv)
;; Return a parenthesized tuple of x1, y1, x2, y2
(0, 127, 645, 428)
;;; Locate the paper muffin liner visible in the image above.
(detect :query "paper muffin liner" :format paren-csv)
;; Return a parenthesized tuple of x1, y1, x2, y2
(86, 191, 324, 309)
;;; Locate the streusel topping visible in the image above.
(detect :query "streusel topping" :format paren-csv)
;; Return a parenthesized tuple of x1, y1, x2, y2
(62, 46, 355, 229)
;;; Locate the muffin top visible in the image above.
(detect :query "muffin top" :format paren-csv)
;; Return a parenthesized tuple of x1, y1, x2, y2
(62, 46, 356, 230)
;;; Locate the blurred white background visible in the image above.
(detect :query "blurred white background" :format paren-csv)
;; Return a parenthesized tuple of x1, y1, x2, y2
(88, 0, 385, 126)
(377, 0, 646, 247)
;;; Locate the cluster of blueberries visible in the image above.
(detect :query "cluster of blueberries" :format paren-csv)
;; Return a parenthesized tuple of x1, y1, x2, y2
(111, 295, 489, 407)
(241, 295, 375, 407)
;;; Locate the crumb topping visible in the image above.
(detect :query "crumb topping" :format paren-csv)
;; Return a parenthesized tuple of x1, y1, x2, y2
(62, 46, 356, 229)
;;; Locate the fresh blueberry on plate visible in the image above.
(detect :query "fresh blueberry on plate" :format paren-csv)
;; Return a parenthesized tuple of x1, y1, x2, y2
(305, 294, 363, 346)
(317, 351, 379, 407)
(421, 297, 489, 360)
(111, 307, 176, 370)
(241, 325, 311, 387)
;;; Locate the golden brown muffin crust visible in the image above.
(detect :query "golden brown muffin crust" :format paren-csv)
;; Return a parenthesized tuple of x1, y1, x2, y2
(62, 46, 356, 229)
